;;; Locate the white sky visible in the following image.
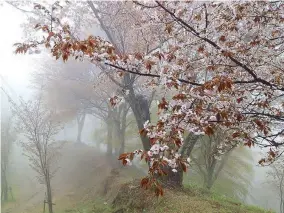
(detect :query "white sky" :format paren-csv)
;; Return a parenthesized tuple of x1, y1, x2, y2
(0, 2, 40, 114)
(0, 3, 43, 93)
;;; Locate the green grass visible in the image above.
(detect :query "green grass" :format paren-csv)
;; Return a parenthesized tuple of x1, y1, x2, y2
(108, 181, 275, 213)
(183, 183, 273, 213)
(41, 181, 275, 213)
(61, 199, 112, 213)
(5, 181, 273, 213)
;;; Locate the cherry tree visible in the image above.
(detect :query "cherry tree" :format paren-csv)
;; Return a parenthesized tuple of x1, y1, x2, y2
(15, 1, 284, 195)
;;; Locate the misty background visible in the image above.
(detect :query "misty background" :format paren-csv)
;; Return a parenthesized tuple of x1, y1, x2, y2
(0, 2, 282, 213)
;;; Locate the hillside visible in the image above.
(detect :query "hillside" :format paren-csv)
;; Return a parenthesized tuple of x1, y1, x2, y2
(2, 142, 274, 213)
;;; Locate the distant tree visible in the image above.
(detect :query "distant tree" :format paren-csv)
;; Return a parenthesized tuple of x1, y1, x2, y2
(211, 146, 254, 201)
(267, 158, 284, 213)
(8, 92, 62, 213)
(1, 116, 17, 202)
(190, 129, 237, 190)
(189, 128, 254, 200)
(32, 59, 94, 143)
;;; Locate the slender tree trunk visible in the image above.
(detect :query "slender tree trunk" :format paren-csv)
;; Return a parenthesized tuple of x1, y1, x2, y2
(45, 172, 53, 213)
(76, 113, 86, 143)
(106, 120, 113, 156)
(204, 159, 218, 190)
(118, 131, 125, 155)
(1, 167, 8, 201)
(118, 105, 127, 155)
(205, 168, 214, 190)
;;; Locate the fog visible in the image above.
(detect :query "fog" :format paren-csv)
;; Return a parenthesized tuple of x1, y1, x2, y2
(1, 2, 283, 213)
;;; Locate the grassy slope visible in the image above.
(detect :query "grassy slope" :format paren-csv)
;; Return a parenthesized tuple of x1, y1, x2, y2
(59, 181, 274, 213)
(109, 181, 274, 213)
(1, 142, 274, 213)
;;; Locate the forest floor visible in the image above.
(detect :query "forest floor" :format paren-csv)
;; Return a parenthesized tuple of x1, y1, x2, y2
(1, 142, 274, 213)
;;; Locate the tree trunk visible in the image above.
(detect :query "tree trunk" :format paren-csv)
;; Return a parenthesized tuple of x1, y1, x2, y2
(106, 120, 113, 156)
(76, 112, 86, 143)
(45, 172, 53, 213)
(123, 75, 183, 186)
(1, 167, 8, 201)
(204, 160, 217, 190)
(180, 134, 199, 157)
(118, 131, 125, 155)
(205, 169, 214, 190)
(158, 165, 183, 188)
(118, 104, 127, 155)
(127, 92, 151, 151)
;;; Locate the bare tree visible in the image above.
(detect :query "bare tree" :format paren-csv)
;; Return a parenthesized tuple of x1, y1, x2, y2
(267, 160, 284, 213)
(8, 92, 62, 213)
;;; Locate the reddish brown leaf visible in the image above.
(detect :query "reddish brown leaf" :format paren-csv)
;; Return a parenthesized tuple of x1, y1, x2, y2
(204, 126, 214, 136)
(237, 97, 243, 103)
(80, 44, 88, 52)
(118, 153, 128, 160)
(62, 54, 68, 62)
(207, 65, 216, 71)
(219, 35, 226, 42)
(129, 152, 134, 161)
(232, 132, 241, 138)
(158, 98, 168, 112)
(198, 46, 204, 53)
(139, 128, 148, 136)
(122, 159, 127, 166)
(221, 50, 234, 58)
(244, 140, 252, 148)
(269, 149, 276, 158)
(254, 16, 261, 23)
(134, 52, 143, 60)
(181, 163, 187, 172)
(254, 119, 264, 130)
(172, 93, 187, 100)
(141, 177, 149, 188)
(258, 158, 265, 165)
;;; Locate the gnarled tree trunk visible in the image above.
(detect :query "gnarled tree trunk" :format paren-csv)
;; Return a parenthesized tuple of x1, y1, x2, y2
(160, 166, 183, 188)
